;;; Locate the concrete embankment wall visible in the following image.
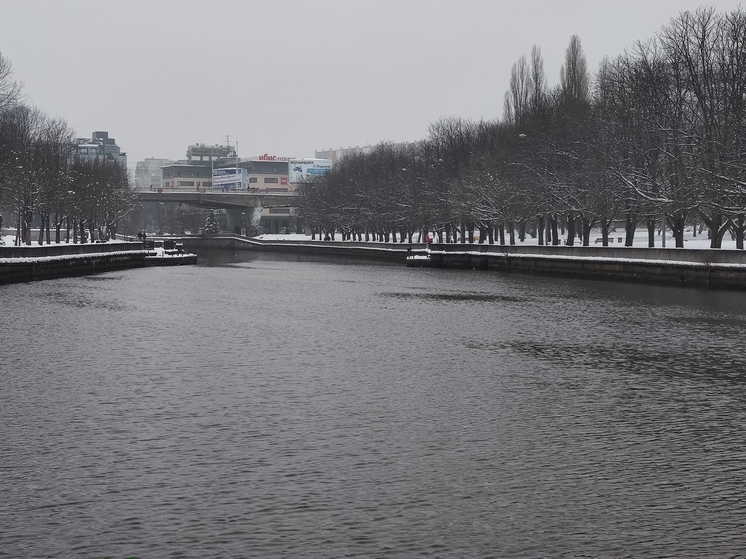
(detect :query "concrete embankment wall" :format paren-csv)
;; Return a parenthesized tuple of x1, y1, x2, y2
(426, 244, 746, 290)
(182, 235, 746, 290)
(180, 235, 411, 263)
(0, 241, 144, 258)
(0, 243, 148, 284)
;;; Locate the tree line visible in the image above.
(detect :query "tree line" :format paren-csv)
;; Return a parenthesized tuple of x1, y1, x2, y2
(0, 53, 133, 245)
(299, 7, 746, 249)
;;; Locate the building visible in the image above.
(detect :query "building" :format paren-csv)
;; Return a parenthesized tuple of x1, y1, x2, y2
(160, 144, 236, 191)
(187, 143, 233, 163)
(134, 158, 173, 191)
(240, 155, 294, 192)
(157, 145, 330, 233)
(73, 131, 127, 167)
(315, 145, 373, 163)
(161, 162, 214, 191)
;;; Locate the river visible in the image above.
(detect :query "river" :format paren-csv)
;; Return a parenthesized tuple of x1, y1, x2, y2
(2, 250, 746, 558)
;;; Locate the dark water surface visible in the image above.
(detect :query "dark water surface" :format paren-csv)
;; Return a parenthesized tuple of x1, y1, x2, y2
(2, 251, 746, 558)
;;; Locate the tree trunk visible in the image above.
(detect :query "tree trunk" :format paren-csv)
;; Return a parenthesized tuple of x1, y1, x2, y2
(600, 218, 610, 246)
(624, 213, 636, 247)
(581, 215, 594, 246)
(647, 219, 656, 248)
(488, 222, 494, 245)
(15, 209, 21, 246)
(508, 221, 516, 245)
(38, 215, 45, 245)
(667, 213, 686, 248)
(55, 215, 62, 244)
(566, 213, 576, 246)
(537, 216, 545, 246)
(550, 216, 559, 245)
(24, 209, 33, 245)
(701, 213, 730, 249)
(733, 215, 745, 250)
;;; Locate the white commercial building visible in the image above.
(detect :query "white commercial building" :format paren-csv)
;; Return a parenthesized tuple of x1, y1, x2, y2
(135, 158, 173, 191)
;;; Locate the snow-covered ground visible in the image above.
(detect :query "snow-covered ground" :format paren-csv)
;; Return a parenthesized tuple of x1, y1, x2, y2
(255, 228, 737, 250)
(0, 235, 130, 247)
(1, 228, 738, 250)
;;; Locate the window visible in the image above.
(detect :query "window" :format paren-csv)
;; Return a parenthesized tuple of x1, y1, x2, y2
(177, 181, 195, 186)
(203, 181, 211, 187)
(249, 177, 258, 183)
(269, 207, 291, 214)
(264, 177, 278, 184)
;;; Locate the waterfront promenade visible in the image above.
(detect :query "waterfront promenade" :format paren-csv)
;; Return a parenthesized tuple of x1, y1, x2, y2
(3, 229, 746, 289)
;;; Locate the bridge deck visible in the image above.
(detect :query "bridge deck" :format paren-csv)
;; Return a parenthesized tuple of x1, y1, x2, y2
(137, 189, 300, 208)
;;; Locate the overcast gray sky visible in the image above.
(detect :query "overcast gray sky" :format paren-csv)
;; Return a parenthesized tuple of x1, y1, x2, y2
(1, 0, 744, 167)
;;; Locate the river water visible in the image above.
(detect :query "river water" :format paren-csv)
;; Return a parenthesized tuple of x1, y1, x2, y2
(2, 250, 746, 558)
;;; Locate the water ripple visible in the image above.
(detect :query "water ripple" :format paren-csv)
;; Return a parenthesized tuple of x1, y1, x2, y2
(2, 254, 746, 558)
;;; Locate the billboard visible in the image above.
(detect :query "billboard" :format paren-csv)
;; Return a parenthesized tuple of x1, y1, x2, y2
(288, 159, 332, 183)
(212, 167, 247, 190)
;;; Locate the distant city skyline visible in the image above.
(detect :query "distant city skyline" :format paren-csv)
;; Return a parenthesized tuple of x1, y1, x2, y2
(2, 0, 744, 167)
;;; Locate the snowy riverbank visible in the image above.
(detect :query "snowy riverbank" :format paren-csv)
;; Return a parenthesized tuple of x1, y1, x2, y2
(2, 226, 739, 250)
(254, 228, 739, 250)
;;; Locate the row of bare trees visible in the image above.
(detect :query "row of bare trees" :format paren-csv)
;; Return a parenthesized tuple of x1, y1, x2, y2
(300, 7, 746, 249)
(0, 52, 133, 245)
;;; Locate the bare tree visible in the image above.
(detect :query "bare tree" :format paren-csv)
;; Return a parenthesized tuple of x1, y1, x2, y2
(560, 35, 590, 107)
(504, 54, 531, 126)
(0, 52, 23, 112)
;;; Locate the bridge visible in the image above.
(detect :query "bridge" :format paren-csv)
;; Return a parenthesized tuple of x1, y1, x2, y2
(137, 189, 301, 209)
(137, 189, 302, 231)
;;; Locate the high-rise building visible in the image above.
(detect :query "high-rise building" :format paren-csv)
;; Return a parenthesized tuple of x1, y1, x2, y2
(315, 145, 373, 163)
(135, 158, 173, 191)
(73, 131, 127, 167)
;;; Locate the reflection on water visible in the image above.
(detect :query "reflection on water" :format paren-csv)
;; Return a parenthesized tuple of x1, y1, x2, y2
(473, 339, 746, 382)
(381, 291, 529, 303)
(40, 290, 131, 311)
(2, 250, 746, 558)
